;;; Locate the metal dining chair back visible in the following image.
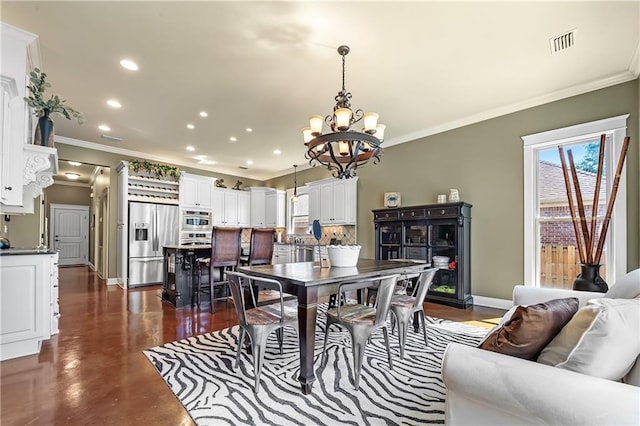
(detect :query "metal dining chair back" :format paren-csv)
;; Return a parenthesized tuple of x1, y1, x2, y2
(227, 271, 298, 393)
(320, 274, 400, 390)
(390, 268, 437, 358)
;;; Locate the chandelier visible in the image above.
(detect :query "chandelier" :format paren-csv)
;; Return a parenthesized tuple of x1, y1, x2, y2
(303, 45, 385, 179)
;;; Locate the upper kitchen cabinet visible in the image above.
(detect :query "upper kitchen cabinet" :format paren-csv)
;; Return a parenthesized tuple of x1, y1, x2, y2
(248, 187, 285, 228)
(308, 177, 358, 225)
(212, 187, 250, 227)
(265, 189, 285, 227)
(180, 172, 213, 210)
(1, 22, 51, 210)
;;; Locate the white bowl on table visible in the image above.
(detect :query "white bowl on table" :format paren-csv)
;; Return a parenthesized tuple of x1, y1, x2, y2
(327, 245, 361, 267)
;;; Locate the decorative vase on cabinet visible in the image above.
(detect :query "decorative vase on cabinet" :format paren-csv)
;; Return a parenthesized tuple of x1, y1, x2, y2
(34, 108, 55, 147)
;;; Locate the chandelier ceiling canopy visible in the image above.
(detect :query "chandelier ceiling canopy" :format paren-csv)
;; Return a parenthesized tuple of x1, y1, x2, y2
(303, 45, 384, 179)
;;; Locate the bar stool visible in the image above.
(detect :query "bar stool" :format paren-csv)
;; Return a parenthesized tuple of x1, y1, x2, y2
(241, 228, 275, 266)
(195, 227, 242, 313)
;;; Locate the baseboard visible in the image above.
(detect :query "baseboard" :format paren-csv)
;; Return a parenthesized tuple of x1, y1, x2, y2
(471, 295, 512, 310)
(106, 278, 120, 286)
(87, 262, 96, 271)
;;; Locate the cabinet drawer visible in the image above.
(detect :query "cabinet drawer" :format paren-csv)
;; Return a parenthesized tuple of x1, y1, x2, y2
(400, 208, 426, 219)
(405, 246, 427, 260)
(427, 207, 459, 217)
(374, 210, 399, 221)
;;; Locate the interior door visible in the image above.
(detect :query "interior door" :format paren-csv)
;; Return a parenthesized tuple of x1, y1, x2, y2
(51, 205, 89, 266)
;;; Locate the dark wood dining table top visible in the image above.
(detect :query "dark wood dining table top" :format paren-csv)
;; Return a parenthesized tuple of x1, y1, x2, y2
(237, 258, 427, 287)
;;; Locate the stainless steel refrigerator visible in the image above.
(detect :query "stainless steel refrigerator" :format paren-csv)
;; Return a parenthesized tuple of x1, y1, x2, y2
(128, 202, 178, 287)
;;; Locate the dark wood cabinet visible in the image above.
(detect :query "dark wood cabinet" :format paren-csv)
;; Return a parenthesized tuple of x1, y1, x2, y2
(373, 202, 472, 308)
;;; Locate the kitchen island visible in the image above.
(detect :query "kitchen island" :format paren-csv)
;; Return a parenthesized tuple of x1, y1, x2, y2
(162, 245, 211, 308)
(0, 248, 59, 361)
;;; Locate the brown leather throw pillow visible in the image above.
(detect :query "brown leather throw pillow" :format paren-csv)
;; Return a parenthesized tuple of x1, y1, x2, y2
(478, 297, 579, 360)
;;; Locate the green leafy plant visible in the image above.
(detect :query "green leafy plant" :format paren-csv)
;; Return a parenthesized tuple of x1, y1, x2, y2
(129, 160, 181, 179)
(25, 67, 83, 123)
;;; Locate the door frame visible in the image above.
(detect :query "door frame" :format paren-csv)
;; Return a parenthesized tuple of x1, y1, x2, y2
(50, 203, 90, 266)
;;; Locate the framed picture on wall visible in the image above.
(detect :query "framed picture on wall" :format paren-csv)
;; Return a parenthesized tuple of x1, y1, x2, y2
(384, 192, 401, 208)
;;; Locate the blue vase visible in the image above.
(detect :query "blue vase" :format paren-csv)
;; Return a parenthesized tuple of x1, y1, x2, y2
(34, 108, 55, 147)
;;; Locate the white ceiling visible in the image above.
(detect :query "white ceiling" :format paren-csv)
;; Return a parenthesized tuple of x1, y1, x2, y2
(2, 1, 639, 181)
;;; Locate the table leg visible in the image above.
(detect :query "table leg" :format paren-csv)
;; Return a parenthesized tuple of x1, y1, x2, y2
(297, 287, 318, 394)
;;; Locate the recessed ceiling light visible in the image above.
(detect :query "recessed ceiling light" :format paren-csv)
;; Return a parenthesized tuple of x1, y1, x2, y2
(245, 128, 253, 132)
(98, 124, 111, 132)
(199, 111, 208, 118)
(106, 99, 121, 108)
(186, 124, 195, 129)
(120, 59, 138, 71)
(65, 172, 80, 180)
(229, 136, 237, 143)
(273, 149, 281, 155)
(186, 146, 195, 151)
(246, 160, 253, 165)
(197, 159, 216, 165)
(68, 161, 82, 166)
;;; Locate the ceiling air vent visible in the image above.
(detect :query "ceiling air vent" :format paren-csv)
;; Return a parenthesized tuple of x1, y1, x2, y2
(238, 165, 249, 170)
(550, 29, 575, 54)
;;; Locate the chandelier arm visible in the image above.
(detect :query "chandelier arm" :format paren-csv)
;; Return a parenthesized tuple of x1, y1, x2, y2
(326, 142, 346, 177)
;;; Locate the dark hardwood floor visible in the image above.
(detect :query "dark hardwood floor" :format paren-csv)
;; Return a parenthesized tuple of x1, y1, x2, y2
(1, 266, 505, 425)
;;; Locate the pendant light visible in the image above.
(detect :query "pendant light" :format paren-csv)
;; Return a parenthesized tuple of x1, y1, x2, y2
(292, 165, 298, 203)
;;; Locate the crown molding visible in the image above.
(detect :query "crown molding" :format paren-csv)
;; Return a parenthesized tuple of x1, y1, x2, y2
(56, 70, 637, 181)
(383, 71, 637, 149)
(52, 180, 90, 188)
(54, 135, 271, 181)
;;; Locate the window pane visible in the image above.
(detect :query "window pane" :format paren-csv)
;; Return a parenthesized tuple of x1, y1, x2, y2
(536, 139, 608, 288)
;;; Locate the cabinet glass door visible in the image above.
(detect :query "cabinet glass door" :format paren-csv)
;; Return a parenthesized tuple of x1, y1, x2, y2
(428, 221, 458, 296)
(379, 222, 402, 260)
(404, 222, 427, 261)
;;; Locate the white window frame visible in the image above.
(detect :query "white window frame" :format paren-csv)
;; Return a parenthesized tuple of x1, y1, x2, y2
(522, 114, 628, 287)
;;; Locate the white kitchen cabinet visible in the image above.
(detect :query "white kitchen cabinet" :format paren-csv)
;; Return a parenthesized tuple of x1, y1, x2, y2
(272, 244, 293, 264)
(0, 23, 37, 207)
(212, 187, 249, 227)
(0, 251, 58, 361)
(308, 177, 358, 225)
(248, 187, 267, 227)
(248, 187, 285, 228)
(265, 190, 285, 228)
(180, 173, 213, 209)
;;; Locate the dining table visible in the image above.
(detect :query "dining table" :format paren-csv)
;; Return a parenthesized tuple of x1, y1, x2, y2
(237, 258, 429, 394)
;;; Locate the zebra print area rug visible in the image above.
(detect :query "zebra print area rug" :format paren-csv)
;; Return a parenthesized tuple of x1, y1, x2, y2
(144, 309, 488, 426)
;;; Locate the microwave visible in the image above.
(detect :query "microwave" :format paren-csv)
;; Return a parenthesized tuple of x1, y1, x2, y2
(182, 210, 211, 230)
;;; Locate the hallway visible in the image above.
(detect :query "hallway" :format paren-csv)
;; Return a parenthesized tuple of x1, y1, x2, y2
(1, 266, 504, 425)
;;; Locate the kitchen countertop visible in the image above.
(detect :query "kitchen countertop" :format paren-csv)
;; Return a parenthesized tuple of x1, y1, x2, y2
(163, 245, 212, 250)
(0, 247, 57, 256)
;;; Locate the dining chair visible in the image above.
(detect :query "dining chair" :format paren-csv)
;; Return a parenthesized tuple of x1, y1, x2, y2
(321, 274, 400, 390)
(195, 227, 242, 313)
(226, 271, 298, 393)
(241, 228, 275, 266)
(390, 268, 437, 358)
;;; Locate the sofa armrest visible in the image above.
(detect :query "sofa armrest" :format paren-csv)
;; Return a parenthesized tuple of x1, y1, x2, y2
(442, 343, 640, 425)
(513, 285, 602, 308)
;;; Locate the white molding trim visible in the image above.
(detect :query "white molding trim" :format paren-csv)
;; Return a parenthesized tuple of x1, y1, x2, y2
(522, 115, 629, 287)
(629, 38, 640, 78)
(472, 295, 512, 310)
(52, 180, 91, 188)
(106, 278, 120, 286)
(56, 69, 636, 182)
(385, 74, 636, 149)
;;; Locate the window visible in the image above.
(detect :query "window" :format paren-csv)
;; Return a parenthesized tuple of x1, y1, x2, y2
(522, 115, 628, 288)
(286, 187, 310, 236)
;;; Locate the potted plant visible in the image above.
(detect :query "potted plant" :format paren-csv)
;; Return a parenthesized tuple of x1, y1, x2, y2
(25, 67, 83, 147)
(129, 160, 181, 180)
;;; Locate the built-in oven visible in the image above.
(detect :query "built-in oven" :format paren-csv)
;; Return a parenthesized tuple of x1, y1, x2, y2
(180, 232, 211, 246)
(182, 210, 211, 231)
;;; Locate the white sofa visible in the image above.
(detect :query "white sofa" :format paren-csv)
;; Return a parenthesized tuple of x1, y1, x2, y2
(442, 269, 640, 425)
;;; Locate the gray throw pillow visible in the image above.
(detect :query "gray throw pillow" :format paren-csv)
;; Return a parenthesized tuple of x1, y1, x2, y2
(604, 269, 640, 299)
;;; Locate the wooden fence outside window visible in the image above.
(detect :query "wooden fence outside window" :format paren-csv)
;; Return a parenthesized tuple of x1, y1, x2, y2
(539, 244, 607, 289)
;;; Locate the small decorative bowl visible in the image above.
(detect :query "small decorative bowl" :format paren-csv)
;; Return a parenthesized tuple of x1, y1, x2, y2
(327, 245, 361, 267)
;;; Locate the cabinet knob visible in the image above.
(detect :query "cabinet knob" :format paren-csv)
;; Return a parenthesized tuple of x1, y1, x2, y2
(441, 209, 445, 214)
(4, 186, 12, 191)
(411, 211, 415, 217)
